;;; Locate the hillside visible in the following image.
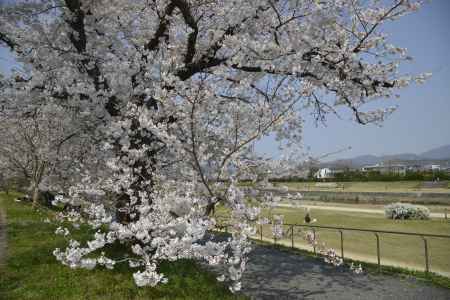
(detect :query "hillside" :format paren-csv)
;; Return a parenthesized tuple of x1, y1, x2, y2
(421, 145, 450, 160)
(323, 144, 450, 168)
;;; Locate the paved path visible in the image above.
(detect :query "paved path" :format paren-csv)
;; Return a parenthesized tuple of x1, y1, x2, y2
(238, 245, 450, 300)
(277, 203, 447, 219)
(0, 208, 6, 269)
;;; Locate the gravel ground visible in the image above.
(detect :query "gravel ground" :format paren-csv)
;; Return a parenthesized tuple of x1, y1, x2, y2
(238, 245, 450, 300)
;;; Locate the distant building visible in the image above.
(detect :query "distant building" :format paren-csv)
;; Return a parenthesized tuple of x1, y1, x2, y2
(431, 164, 441, 171)
(314, 168, 343, 179)
(361, 163, 406, 175)
(421, 164, 441, 172)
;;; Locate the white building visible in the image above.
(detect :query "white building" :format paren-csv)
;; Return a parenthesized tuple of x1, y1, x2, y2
(430, 164, 441, 171)
(314, 168, 337, 179)
(361, 163, 407, 175)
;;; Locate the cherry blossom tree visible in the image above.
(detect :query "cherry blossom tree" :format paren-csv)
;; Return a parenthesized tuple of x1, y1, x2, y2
(0, 102, 91, 207)
(0, 0, 428, 292)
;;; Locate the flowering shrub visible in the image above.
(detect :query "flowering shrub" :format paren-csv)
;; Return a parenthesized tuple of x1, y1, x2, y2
(322, 248, 343, 267)
(350, 263, 363, 274)
(285, 227, 344, 268)
(384, 203, 430, 220)
(271, 215, 284, 239)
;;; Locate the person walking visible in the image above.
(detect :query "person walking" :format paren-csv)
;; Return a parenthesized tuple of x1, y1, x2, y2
(304, 208, 316, 224)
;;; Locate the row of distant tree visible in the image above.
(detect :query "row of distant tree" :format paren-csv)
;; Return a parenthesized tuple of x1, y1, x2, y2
(332, 170, 450, 182)
(0, 174, 32, 195)
(267, 169, 450, 182)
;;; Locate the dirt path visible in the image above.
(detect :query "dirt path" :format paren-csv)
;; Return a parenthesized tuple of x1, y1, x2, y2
(255, 235, 450, 278)
(277, 203, 446, 218)
(0, 207, 6, 269)
(237, 245, 450, 299)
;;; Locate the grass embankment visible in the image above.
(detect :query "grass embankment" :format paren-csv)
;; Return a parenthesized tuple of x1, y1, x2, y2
(216, 205, 450, 276)
(271, 181, 450, 193)
(0, 192, 245, 300)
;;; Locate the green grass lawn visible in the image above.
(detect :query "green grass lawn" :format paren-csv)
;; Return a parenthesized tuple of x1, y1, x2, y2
(0, 192, 245, 300)
(271, 181, 450, 193)
(216, 204, 450, 276)
(287, 200, 450, 214)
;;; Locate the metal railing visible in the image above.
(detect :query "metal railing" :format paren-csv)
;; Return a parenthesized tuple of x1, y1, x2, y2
(216, 222, 450, 274)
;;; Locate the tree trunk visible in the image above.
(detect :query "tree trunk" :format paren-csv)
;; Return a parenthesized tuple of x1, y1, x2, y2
(113, 113, 158, 225)
(32, 184, 39, 209)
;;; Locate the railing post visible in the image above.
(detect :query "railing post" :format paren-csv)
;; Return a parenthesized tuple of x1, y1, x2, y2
(339, 230, 344, 262)
(312, 228, 316, 254)
(423, 237, 429, 273)
(375, 233, 381, 273)
(445, 208, 448, 220)
(260, 224, 263, 241)
(291, 225, 294, 249)
(225, 225, 228, 234)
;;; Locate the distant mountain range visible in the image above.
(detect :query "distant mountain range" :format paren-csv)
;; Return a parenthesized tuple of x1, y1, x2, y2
(322, 144, 450, 168)
(421, 144, 450, 160)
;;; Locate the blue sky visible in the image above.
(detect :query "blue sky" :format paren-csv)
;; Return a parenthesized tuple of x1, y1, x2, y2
(1, 1, 449, 161)
(258, 1, 450, 160)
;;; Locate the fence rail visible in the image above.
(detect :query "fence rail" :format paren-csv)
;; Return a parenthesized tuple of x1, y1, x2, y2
(216, 221, 450, 275)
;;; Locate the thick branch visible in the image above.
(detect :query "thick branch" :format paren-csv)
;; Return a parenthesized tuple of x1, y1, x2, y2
(0, 32, 17, 50)
(144, 3, 176, 51)
(171, 0, 198, 64)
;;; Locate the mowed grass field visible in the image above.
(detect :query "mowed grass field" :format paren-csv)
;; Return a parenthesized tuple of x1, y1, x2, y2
(286, 200, 450, 214)
(0, 193, 245, 300)
(216, 205, 450, 276)
(272, 181, 450, 193)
